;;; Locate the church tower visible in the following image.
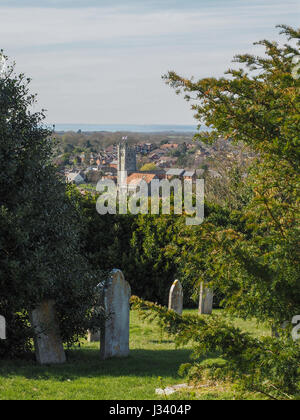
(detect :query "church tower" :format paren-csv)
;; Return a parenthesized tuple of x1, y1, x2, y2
(117, 139, 136, 174)
(117, 139, 137, 188)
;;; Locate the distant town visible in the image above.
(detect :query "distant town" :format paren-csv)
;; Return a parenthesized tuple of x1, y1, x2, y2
(52, 130, 256, 193)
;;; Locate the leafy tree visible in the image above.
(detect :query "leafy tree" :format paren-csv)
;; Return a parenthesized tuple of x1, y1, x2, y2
(0, 55, 102, 357)
(165, 25, 299, 165)
(69, 189, 135, 273)
(129, 26, 300, 399)
(160, 139, 169, 146)
(163, 25, 300, 327)
(63, 143, 75, 153)
(177, 143, 187, 154)
(140, 162, 158, 172)
(71, 190, 180, 305)
(132, 296, 300, 400)
(128, 214, 181, 304)
(165, 201, 241, 306)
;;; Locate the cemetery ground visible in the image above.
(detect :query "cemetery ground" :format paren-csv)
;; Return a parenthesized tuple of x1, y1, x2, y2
(0, 309, 270, 400)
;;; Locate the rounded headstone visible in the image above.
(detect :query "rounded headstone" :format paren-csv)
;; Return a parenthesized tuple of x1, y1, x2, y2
(100, 269, 131, 360)
(168, 279, 183, 315)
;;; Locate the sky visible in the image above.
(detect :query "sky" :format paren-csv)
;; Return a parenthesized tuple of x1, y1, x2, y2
(0, 0, 299, 125)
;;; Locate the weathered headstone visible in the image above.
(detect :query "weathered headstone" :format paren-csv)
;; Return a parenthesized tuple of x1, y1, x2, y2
(31, 300, 66, 365)
(100, 269, 131, 360)
(168, 280, 183, 315)
(198, 283, 214, 315)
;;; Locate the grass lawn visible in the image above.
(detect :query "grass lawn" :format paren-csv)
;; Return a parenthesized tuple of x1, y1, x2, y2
(0, 309, 270, 400)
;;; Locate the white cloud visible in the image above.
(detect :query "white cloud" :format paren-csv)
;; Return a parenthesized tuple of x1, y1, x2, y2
(1, 3, 299, 50)
(0, 2, 299, 124)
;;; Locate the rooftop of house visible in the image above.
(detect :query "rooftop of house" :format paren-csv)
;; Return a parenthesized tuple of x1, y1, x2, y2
(183, 170, 195, 177)
(149, 149, 165, 157)
(127, 172, 157, 185)
(166, 168, 185, 176)
(66, 171, 83, 181)
(158, 156, 178, 162)
(102, 175, 117, 181)
(160, 143, 179, 149)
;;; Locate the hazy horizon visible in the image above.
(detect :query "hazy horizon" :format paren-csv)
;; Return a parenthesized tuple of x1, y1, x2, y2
(52, 123, 199, 133)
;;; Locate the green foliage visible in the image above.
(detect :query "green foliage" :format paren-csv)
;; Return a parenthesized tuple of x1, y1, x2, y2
(71, 185, 246, 308)
(127, 25, 300, 399)
(128, 214, 181, 303)
(164, 25, 300, 165)
(140, 162, 158, 171)
(68, 188, 134, 271)
(0, 56, 103, 357)
(131, 297, 300, 400)
(163, 25, 300, 326)
(70, 189, 180, 304)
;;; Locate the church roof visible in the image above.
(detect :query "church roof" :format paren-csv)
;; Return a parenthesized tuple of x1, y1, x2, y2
(127, 173, 157, 185)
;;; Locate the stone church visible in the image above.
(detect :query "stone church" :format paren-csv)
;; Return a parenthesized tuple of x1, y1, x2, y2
(117, 141, 137, 186)
(117, 140, 163, 194)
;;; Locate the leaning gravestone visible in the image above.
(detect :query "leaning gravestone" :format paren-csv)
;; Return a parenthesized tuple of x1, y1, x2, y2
(168, 280, 183, 315)
(198, 283, 214, 315)
(100, 269, 131, 360)
(31, 300, 66, 365)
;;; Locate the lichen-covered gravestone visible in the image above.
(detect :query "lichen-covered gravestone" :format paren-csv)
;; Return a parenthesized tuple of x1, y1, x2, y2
(31, 300, 66, 365)
(198, 283, 214, 315)
(100, 269, 131, 360)
(168, 280, 183, 315)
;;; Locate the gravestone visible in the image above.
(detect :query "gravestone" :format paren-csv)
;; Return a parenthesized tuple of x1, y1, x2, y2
(198, 283, 214, 315)
(168, 280, 183, 315)
(100, 269, 131, 360)
(31, 300, 66, 365)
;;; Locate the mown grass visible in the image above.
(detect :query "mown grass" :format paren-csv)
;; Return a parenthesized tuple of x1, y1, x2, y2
(0, 309, 270, 400)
